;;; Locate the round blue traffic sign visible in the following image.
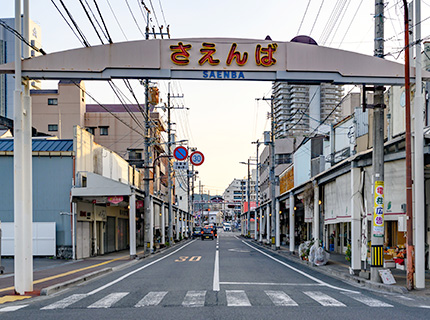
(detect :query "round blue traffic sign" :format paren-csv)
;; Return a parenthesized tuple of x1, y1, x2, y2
(190, 151, 204, 166)
(173, 146, 188, 161)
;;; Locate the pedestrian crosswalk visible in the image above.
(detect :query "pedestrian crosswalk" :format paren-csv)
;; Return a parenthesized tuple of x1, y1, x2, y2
(33, 289, 395, 310)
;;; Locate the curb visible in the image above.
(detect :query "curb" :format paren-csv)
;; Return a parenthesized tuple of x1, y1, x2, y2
(40, 267, 113, 296)
(247, 238, 409, 295)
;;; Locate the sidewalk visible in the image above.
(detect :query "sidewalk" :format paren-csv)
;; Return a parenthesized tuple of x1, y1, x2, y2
(0, 242, 181, 304)
(250, 238, 430, 296)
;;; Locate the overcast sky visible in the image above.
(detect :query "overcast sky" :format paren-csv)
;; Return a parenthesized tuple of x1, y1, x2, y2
(2, 0, 430, 194)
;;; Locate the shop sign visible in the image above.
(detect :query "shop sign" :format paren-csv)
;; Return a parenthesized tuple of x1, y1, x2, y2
(169, 41, 278, 80)
(108, 196, 124, 204)
(136, 200, 144, 209)
(372, 181, 384, 237)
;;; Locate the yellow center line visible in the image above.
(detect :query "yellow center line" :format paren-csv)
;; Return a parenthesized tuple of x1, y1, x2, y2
(0, 250, 145, 294)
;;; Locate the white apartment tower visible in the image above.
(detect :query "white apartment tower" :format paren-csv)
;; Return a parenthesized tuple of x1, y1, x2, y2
(0, 17, 42, 119)
(272, 82, 343, 138)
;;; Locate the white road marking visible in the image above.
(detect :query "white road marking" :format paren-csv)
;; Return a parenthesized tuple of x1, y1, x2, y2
(41, 294, 87, 310)
(87, 240, 196, 295)
(0, 305, 29, 312)
(265, 290, 298, 306)
(88, 292, 129, 308)
(304, 291, 345, 307)
(220, 281, 324, 286)
(135, 291, 168, 307)
(419, 305, 430, 308)
(342, 292, 393, 307)
(182, 291, 206, 307)
(226, 290, 251, 306)
(213, 250, 220, 291)
(242, 240, 359, 293)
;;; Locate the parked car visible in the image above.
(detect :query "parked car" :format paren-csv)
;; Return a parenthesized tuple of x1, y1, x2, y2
(201, 225, 217, 240)
(192, 227, 202, 239)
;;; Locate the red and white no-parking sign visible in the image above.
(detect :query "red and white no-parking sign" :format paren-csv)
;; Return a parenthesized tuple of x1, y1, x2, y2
(190, 151, 204, 166)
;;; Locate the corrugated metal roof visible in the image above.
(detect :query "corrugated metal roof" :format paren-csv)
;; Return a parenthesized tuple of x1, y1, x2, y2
(0, 139, 73, 152)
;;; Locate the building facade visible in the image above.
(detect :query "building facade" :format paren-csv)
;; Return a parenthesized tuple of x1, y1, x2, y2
(272, 82, 343, 139)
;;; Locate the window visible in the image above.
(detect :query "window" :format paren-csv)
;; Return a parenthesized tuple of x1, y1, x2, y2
(86, 127, 96, 135)
(48, 124, 58, 131)
(128, 149, 143, 160)
(48, 98, 58, 105)
(275, 153, 292, 165)
(99, 126, 109, 136)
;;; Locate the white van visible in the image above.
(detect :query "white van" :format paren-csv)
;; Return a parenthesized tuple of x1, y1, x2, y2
(223, 222, 231, 232)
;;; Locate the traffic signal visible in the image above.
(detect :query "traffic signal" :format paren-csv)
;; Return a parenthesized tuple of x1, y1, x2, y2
(149, 87, 159, 105)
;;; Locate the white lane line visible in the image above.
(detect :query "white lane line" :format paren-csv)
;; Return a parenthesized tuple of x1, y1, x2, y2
(135, 291, 168, 307)
(88, 292, 129, 309)
(342, 292, 393, 307)
(220, 281, 324, 286)
(265, 290, 298, 306)
(419, 305, 430, 308)
(87, 240, 196, 295)
(182, 291, 206, 307)
(41, 294, 87, 310)
(213, 250, 220, 291)
(0, 305, 29, 312)
(226, 290, 251, 306)
(304, 291, 345, 307)
(242, 241, 359, 293)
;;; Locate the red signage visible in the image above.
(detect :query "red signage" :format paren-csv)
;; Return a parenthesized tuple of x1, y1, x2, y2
(108, 196, 123, 204)
(173, 146, 188, 161)
(190, 151, 204, 166)
(136, 200, 144, 209)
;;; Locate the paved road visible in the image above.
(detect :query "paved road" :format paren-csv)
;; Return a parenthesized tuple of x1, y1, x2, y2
(1, 231, 429, 319)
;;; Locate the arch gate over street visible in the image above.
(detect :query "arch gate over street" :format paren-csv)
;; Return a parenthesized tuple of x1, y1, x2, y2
(1, 37, 430, 294)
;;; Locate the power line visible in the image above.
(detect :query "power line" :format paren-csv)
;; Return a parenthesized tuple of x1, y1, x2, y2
(125, 0, 145, 37)
(158, 0, 168, 25)
(137, 0, 148, 24)
(74, 81, 146, 137)
(106, 0, 128, 40)
(57, 0, 91, 47)
(297, 0, 312, 35)
(79, 0, 104, 44)
(50, 0, 87, 47)
(0, 19, 46, 55)
(93, 0, 113, 43)
(149, 0, 161, 29)
(328, 0, 352, 46)
(310, 0, 325, 36)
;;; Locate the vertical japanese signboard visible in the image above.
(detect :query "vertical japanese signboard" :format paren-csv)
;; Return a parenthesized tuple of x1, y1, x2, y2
(373, 181, 384, 237)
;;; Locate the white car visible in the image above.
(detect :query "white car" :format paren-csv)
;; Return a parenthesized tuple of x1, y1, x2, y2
(223, 223, 231, 231)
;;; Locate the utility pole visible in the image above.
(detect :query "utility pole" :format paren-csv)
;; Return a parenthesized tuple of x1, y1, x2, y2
(167, 83, 184, 245)
(270, 96, 276, 249)
(252, 140, 262, 242)
(403, 0, 415, 291)
(370, 0, 386, 283)
(256, 96, 278, 249)
(414, 0, 425, 290)
(247, 159, 251, 237)
(142, 4, 170, 253)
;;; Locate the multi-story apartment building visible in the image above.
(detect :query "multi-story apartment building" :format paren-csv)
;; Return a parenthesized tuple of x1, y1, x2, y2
(0, 17, 42, 118)
(223, 173, 256, 219)
(272, 82, 343, 139)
